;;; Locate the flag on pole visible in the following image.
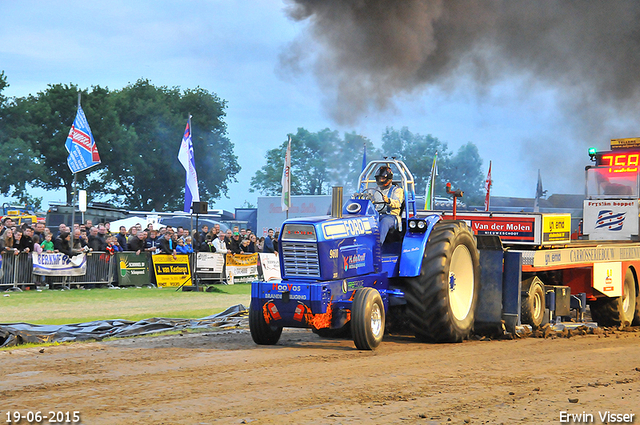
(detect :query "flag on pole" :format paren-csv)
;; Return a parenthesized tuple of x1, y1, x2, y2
(361, 143, 367, 172)
(281, 136, 292, 211)
(177, 118, 200, 213)
(484, 161, 492, 212)
(424, 152, 438, 210)
(65, 106, 101, 174)
(533, 169, 546, 212)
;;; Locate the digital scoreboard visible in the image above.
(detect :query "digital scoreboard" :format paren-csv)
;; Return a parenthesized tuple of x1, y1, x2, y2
(595, 149, 640, 174)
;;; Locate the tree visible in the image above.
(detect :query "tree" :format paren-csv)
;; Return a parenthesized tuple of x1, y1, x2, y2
(251, 128, 338, 196)
(329, 131, 379, 194)
(381, 127, 449, 194)
(0, 72, 44, 201)
(93, 79, 240, 211)
(443, 143, 485, 205)
(381, 127, 484, 205)
(15, 83, 89, 203)
(4, 78, 239, 211)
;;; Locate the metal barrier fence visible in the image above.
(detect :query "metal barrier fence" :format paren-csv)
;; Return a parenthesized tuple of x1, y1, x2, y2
(0, 251, 237, 289)
(0, 252, 119, 290)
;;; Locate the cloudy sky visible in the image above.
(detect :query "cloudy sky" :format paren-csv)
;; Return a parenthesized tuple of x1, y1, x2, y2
(3, 1, 640, 212)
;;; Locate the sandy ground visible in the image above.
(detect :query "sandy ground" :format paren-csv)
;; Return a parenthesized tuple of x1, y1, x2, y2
(1, 326, 639, 425)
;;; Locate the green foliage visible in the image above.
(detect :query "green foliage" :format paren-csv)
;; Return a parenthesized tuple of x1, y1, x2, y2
(0, 76, 44, 199)
(0, 74, 239, 211)
(250, 128, 377, 196)
(381, 127, 448, 193)
(381, 127, 484, 205)
(252, 126, 485, 207)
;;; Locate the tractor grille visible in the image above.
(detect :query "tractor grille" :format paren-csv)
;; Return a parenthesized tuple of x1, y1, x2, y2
(281, 242, 320, 277)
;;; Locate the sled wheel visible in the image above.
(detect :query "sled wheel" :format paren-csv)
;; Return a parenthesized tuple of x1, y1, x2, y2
(351, 287, 385, 350)
(405, 220, 480, 342)
(634, 273, 640, 326)
(590, 267, 637, 327)
(521, 277, 546, 328)
(249, 303, 283, 345)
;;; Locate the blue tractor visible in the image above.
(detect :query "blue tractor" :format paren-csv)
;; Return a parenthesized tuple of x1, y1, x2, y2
(250, 159, 480, 350)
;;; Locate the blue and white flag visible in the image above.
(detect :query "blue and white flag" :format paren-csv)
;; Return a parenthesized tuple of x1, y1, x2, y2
(65, 106, 101, 173)
(177, 119, 200, 213)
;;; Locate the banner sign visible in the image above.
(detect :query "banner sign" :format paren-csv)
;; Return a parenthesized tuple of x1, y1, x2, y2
(259, 253, 281, 281)
(532, 244, 640, 268)
(32, 252, 87, 276)
(196, 252, 225, 274)
(116, 252, 150, 286)
(152, 254, 191, 288)
(226, 253, 259, 284)
(583, 199, 639, 240)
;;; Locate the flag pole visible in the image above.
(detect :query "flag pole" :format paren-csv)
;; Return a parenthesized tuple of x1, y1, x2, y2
(188, 113, 194, 235)
(70, 92, 81, 239)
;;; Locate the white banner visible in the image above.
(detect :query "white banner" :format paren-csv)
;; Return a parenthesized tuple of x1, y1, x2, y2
(259, 253, 281, 281)
(196, 252, 225, 274)
(32, 252, 87, 276)
(225, 253, 259, 284)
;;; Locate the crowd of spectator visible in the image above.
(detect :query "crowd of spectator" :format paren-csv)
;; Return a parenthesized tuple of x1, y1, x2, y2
(0, 217, 279, 259)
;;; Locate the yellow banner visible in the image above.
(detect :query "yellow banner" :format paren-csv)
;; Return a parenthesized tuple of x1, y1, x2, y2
(542, 214, 571, 243)
(152, 254, 191, 288)
(610, 137, 640, 149)
(226, 253, 258, 267)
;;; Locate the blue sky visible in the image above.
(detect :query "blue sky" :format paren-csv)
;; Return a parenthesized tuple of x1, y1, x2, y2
(1, 1, 627, 212)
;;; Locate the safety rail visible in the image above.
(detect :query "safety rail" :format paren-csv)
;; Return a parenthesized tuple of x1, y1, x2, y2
(0, 251, 270, 289)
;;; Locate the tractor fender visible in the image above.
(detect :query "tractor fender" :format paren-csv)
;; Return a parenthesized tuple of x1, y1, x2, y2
(398, 214, 441, 277)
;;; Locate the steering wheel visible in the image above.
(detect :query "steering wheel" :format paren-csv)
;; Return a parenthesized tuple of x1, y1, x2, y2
(361, 187, 389, 213)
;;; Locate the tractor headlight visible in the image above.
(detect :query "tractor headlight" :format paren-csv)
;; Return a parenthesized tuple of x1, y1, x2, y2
(408, 219, 427, 232)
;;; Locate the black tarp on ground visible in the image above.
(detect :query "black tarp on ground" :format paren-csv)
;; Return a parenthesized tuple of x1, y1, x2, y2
(0, 304, 248, 348)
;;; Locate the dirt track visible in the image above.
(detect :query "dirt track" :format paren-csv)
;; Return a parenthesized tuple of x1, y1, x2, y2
(1, 327, 639, 425)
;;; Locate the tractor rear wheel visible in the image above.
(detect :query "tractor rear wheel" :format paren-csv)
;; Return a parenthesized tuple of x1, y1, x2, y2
(521, 277, 546, 328)
(351, 287, 385, 350)
(590, 267, 636, 327)
(405, 220, 480, 342)
(249, 304, 283, 345)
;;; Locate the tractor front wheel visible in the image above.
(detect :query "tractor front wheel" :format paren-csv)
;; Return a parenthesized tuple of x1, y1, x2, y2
(249, 304, 283, 345)
(351, 287, 385, 350)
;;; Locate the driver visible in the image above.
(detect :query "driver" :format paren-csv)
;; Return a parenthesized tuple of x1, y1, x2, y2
(375, 165, 404, 244)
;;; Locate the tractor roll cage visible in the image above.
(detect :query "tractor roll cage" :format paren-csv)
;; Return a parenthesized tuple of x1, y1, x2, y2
(358, 159, 417, 222)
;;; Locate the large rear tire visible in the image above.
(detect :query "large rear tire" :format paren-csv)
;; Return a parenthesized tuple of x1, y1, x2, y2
(590, 267, 636, 327)
(351, 287, 385, 350)
(249, 304, 283, 345)
(405, 220, 480, 343)
(521, 277, 546, 328)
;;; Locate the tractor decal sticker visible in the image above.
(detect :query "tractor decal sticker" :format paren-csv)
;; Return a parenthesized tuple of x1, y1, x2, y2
(344, 253, 366, 271)
(293, 303, 307, 321)
(290, 300, 334, 329)
(595, 210, 626, 231)
(322, 217, 373, 240)
(263, 301, 281, 324)
(449, 273, 456, 291)
(603, 269, 614, 292)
